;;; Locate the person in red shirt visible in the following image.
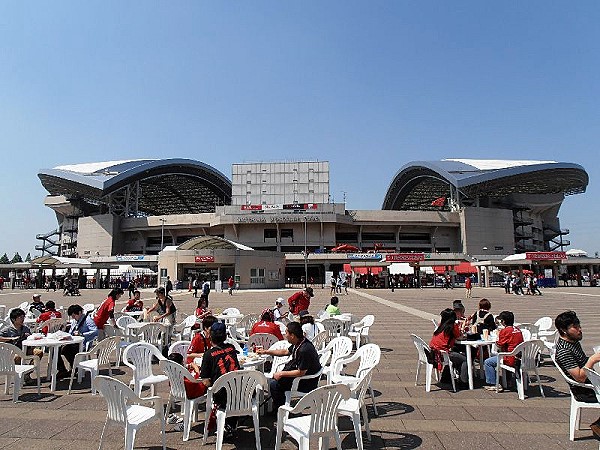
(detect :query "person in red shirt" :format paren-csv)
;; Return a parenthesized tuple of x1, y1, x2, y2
(227, 276, 235, 295)
(94, 288, 124, 339)
(483, 310, 524, 391)
(37, 300, 62, 334)
(464, 276, 472, 298)
(429, 308, 468, 386)
(250, 309, 284, 341)
(287, 287, 313, 318)
(166, 352, 208, 428)
(195, 296, 211, 320)
(187, 315, 217, 363)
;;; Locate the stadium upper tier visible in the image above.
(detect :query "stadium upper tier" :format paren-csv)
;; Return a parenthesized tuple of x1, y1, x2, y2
(382, 159, 588, 211)
(38, 159, 232, 216)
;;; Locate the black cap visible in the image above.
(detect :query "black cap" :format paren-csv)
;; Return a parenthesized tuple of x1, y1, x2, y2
(305, 287, 314, 297)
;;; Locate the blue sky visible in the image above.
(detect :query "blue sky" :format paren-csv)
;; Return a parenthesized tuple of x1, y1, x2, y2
(1, 1, 599, 257)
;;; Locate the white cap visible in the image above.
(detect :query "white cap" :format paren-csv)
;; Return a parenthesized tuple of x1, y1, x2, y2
(276, 297, 284, 304)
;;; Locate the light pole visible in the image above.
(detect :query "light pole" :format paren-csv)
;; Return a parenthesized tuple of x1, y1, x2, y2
(303, 216, 308, 288)
(160, 218, 166, 251)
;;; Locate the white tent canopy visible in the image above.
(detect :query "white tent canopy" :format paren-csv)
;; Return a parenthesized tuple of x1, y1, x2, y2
(389, 263, 434, 275)
(566, 248, 588, 257)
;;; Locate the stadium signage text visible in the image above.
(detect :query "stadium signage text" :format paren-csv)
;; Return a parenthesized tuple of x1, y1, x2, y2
(194, 256, 215, 263)
(525, 252, 567, 260)
(385, 253, 426, 262)
(347, 253, 382, 260)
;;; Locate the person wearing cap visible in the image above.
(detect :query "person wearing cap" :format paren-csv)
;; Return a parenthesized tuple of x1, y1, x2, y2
(273, 298, 285, 321)
(250, 309, 284, 341)
(256, 321, 321, 410)
(299, 310, 320, 341)
(29, 294, 45, 314)
(287, 287, 314, 320)
(200, 322, 240, 437)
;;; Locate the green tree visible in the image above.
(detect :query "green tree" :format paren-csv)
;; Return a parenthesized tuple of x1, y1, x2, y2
(25, 253, 32, 262)
(0, 253, 8, 264)
(10, 253, 23, 263)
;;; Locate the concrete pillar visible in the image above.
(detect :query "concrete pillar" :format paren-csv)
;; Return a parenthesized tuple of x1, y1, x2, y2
(484, 266, 491, 287)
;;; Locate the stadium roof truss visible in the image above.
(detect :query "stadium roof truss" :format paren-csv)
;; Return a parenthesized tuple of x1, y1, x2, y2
(38, 159, 233, 217)
(382, 159, 588, 211)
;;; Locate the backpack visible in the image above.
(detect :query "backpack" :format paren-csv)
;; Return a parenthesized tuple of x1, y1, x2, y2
(202, 282, 210, 295)
(474, 311, 493, 334)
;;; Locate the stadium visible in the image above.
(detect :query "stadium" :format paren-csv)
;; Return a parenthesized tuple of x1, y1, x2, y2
(30, 158, 594, 289)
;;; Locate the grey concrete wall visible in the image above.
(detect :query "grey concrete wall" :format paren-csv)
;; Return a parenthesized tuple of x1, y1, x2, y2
(460, 207, 515, 255)
(77, 214, 118, 257)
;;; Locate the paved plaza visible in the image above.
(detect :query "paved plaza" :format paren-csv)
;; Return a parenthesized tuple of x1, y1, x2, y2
(1, 283, 600, 449)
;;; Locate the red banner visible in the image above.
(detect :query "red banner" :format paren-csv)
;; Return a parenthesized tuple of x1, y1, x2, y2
(241, 205, 263, 211)
(525, 252, 567, 261)
(194, 256, 215, 263)
(385, 253, 426, 262)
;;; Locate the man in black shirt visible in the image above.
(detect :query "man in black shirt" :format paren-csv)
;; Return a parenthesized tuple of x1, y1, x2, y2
(200, 321, 240, 436)
(257, 321, 321, 410)
(555, 311, 600, 438)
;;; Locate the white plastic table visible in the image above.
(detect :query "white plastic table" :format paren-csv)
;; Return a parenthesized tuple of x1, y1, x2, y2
(455, 338, 496, 390)
(22, 335, 84, 392)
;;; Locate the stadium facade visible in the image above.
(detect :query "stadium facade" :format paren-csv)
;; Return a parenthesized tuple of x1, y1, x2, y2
(36, 158, 589, 288)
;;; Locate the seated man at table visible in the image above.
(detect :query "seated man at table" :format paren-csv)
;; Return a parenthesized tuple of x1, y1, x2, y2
(200, 322, 240, 437)
(429, 308, 468, 387)
(0, 308, 33, 349)
(250, 309, 284, 341)
(256, 321, 321, 410)
(554, 310, 600, 438)
(325, 296, 341, 316)
(483, 311, 524, 391)
(187, 315, 217, 363)
(56, 304, 99, 378)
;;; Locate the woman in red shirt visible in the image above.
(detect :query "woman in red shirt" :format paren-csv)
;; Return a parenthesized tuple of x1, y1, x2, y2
(483, 310, 524, 391)
(429, 308, 469, 386)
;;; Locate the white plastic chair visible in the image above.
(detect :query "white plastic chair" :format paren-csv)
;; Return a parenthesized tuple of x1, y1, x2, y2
(320, 318, 344, 343)
(168, 340, 191, 360)
(202, 370, 267, 450)
(496, 339, 545, 399)
(224, 338, 244, 355)
(0, 343, 41, 402)
(82, 303, 96, 314)
(518, 323, 539, 340)
(116, 314, 137, 333)
(410, 334, 456, 393)
(236, 313, 259, 340)
(431, 318, 439, 329)
(247, 333, 280, 352)
(37, 317, 65, 334)
(160, 359, 207, 441)
(94, 375, 166, 450)
(520, 329, 532, 342)
(275, 383, 351, 450)
(583, 367, 600, 401)
(122, 342, 168, 397)
(172, 315, 197, 341)
(222, 308, 242, 326)
(284, 351, 329, 406)
(321, 336, 353, 383)
(551, 353, 600, 440)
(330, 343, 381, 415)
(348, 315, 374, 349)
(105, 324, 131, 366)
(535, 316, 555, 338)
(68, 336, 120, 394)
(136, 322, 168, 349)
(311, 330, 329, 352)
(338, 368, 374, 450)
(264, 340, 292, 380)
